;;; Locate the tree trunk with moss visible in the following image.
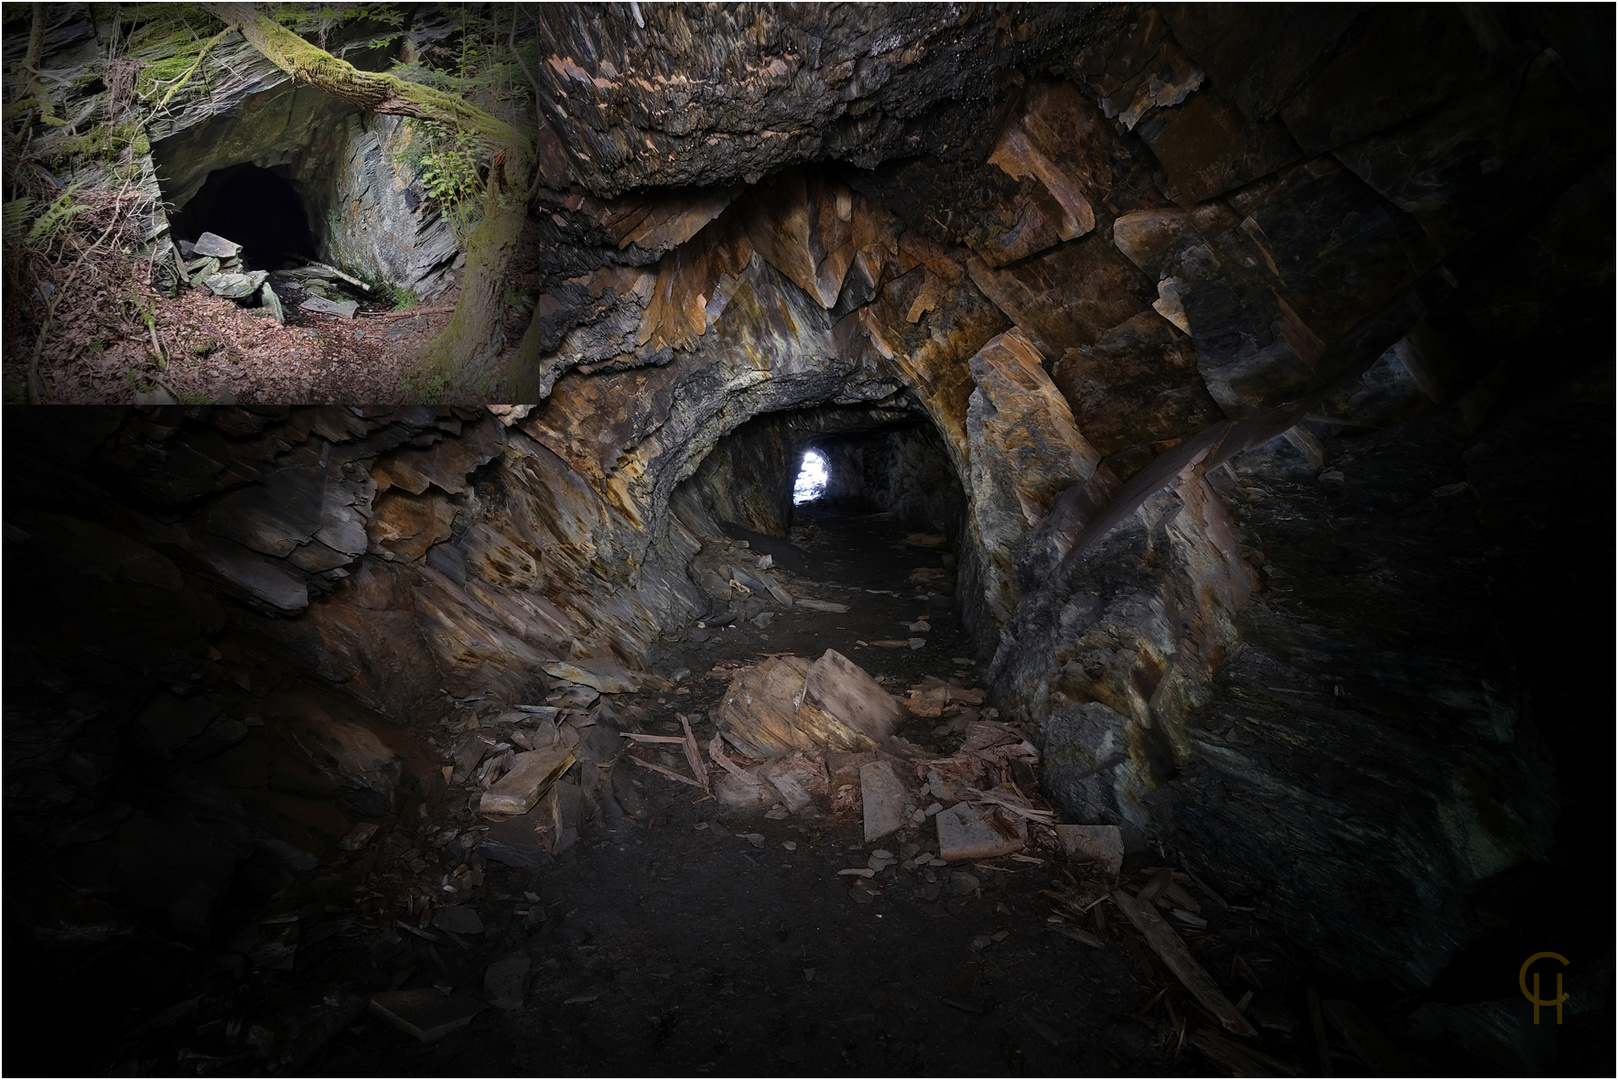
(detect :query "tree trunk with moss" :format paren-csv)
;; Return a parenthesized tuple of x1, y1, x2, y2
(204, 3, 532, 392)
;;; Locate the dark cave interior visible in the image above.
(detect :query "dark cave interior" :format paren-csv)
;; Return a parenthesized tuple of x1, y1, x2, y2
(168, 163, 319, 271)
(3, 1, 1615, 1077)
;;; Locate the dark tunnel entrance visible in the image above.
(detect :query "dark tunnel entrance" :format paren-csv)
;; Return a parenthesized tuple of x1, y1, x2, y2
(168, 163, 317, 271)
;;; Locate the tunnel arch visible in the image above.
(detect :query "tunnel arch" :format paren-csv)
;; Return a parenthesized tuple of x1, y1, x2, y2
(673, 401, 972, 622)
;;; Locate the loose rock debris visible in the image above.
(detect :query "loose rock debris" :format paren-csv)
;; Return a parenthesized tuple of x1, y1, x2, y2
(96, 522, 1426, 1078)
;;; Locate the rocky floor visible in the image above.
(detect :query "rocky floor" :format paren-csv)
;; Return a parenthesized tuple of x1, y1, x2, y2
(9, 505, 1604, 1077)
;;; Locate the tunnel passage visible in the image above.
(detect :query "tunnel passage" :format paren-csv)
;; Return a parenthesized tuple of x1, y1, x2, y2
(676, 403, 972, 622)
(167, 163, 318, 271)
(681, 405, 964, 540)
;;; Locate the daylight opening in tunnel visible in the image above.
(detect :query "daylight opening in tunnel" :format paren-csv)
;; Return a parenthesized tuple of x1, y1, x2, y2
(167, 162, 317, 271)
(792, 450, 828, 505)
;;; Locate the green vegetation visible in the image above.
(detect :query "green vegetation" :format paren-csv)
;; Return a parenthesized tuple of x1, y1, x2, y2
(395, 119, 485, 242)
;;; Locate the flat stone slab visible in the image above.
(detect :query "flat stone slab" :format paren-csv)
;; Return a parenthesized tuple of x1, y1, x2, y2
(1055, 823, 1123, 875)
(368, 989, 484, 1043)
(936, 802, 1026, 861)
(757, 751, 826, 814)
(203, 270, 266, 299)
(300, 295, 359, 319)
(860, 759, 907, 842)
(192, 231, 242, 258)
(478, 745, 575, 815)
(796, 598, 849, 613)
(543, 658, 640, 694)
(730, 564, 793, 606)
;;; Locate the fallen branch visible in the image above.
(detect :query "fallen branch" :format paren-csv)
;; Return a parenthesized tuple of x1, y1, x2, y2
(359, 307, 455, 318)
(307, 260, 371, 292)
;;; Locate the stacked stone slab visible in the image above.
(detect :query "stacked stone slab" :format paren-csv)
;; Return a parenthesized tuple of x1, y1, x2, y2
(178, 231, 285, 324)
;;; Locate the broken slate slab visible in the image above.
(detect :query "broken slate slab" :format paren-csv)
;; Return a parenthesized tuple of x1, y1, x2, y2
(731, 565, 793, 606)
(432, 905, 484, 935)
(369, 989, 485, 1043)
(1055, 824, 1124, 876)
(300, 295, 359, 319)
(757, 751, 827, 814)
(716, 769, 778, 810)
(798, 649, 903, 747)
(192, 231, 242, 258)
(543, 658, 640, 694)
(796, 598, 850, 613)
(186, 255, 220, 284)
(478, 745, 576, 815)
(860, 759, 908, 842)
(204, 270, 268, 299)
(937, 802, 1026, 861)
(337, 822, 380, 851)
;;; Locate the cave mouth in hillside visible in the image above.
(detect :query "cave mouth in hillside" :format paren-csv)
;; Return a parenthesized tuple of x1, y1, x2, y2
(169, 162, 318, 271)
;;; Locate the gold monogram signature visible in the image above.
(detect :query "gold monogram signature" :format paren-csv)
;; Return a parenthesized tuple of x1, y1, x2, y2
(1519, 952, 1569, 1025)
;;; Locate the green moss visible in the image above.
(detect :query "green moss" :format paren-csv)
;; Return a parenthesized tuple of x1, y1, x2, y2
(128, 6, 226, 99)
(45, 120, 150, 168)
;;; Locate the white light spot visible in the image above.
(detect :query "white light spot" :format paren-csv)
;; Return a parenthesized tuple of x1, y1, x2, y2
(793, 450, 828, 505)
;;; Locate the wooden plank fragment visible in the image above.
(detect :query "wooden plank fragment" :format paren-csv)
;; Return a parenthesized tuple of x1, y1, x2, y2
(627, 753, 706, 789)
(1112, 889, 1257, 1038)
(1049, 922, 1105, 948)
(620, 732, 687, 745)
(708, 733, 764, 784)
(680, 715, 710, 793)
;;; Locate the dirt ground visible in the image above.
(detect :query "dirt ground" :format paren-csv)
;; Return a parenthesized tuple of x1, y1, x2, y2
(4, 249, 526, 403)
(10, 505, 1598, 1078)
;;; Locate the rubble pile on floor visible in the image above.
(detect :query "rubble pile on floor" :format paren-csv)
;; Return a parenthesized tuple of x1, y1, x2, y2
(113, 646, 1425, 1077)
